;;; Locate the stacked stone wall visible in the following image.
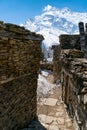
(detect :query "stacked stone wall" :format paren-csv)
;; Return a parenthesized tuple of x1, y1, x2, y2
(0, 21, 43, 129)
(52, 34, 81, 83)
(53, 29, 87, 129)
(52, 45, 61, 83)
(40, 62, 53, 71)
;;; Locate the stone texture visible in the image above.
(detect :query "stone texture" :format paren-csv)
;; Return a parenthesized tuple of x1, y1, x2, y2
(0, 21, 44, 130)
(60, 49, 87, 130)
(43, 98, 58, 106)
(37, 78, 74, 130)
(40, 62, 53, 71)
(38, 114, 56, 124)
(52, 23, 87, 130)
(52, 45, 61, 83)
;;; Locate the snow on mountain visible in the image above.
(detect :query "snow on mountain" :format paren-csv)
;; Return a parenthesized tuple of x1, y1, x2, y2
(21, 5, 87, 48)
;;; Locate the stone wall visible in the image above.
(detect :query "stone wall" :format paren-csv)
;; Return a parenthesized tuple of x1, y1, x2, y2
(0, 21, 44, 129)
(60, 51, 87, 130)
(53, 23, 87, 130)
(53, 33, 86, 83)
(40, 62, 53, 71)
(52, 45, 61, 83)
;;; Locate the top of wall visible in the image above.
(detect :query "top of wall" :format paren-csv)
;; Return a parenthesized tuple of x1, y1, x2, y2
(59, 34, 80, 50)
(0, 21, 44, 83)
(0, 21, 44, 41)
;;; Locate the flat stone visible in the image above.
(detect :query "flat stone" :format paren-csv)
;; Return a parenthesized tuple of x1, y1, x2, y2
(38, 114, 56, 124)
(44, 98, 58, 106)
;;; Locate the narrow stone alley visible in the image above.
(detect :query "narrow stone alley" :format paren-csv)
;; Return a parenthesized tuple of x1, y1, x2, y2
(22, 71, 74, 130)
(37, 73, 74, 130)
(1, 21, 87, 130)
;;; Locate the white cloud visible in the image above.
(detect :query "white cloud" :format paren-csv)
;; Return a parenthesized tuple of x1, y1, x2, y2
(43, 5, 52, 12)
(22, 5, 87, 48)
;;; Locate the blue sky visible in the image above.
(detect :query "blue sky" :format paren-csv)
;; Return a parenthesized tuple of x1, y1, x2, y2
(0, 0, 87, 24)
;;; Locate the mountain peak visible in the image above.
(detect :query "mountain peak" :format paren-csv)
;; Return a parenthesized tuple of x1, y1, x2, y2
(60, 7, 71, 13)
(43, 5, 56, 12)
(43, 5, 52, 11)
(22, 5, 87, 48)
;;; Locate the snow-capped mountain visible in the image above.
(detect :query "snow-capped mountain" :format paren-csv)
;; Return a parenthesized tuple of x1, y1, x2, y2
(21, 5, 87, 48)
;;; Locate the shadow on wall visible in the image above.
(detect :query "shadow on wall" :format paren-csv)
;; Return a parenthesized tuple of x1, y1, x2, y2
(22, 117, 47, 130)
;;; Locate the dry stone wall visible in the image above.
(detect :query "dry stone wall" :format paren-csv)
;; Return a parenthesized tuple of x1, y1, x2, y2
(40, 62, 53, 71)
(53, 22, 87, 130)
(61, 52, 87, 130)
(0, 21, 44, 130)
(53, 34, 86, 83)
(52, 45, 61, 83)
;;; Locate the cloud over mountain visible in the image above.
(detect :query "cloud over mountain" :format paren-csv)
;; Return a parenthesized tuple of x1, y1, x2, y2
(21, 5, 87, 48)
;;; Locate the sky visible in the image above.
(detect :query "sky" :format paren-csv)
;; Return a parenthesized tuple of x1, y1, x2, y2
(0, 0, 87, 25)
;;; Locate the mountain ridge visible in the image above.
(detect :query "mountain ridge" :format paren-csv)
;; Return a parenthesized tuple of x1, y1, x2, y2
(21, 5, 87, 48)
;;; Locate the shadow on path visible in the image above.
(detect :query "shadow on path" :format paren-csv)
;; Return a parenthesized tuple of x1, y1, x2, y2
(22, 117, 47, 130)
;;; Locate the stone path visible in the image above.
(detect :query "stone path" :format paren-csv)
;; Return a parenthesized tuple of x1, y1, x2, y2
(37, 84, 74, 130)
(22, 74, 74, 130)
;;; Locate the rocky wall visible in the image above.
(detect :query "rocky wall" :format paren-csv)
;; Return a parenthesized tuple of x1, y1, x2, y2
(40, 62, 53, 71)
(0, 21, 44, 129)
(58, 34, 87, 130)
(52, 45, 61, 83)
(52, 35, 81, 83)
(61, 57, 87, 130)
(59, 34, 81, 50)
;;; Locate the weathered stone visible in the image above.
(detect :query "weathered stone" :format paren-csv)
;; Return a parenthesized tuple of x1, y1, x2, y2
(0, 21, 44, 130)
(53, 22, 87, 130)
(52, 45, 61, 82)
(79, 22, 86, 51)
(44, 98, 58, 106)
(38, 114, 56, 124)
